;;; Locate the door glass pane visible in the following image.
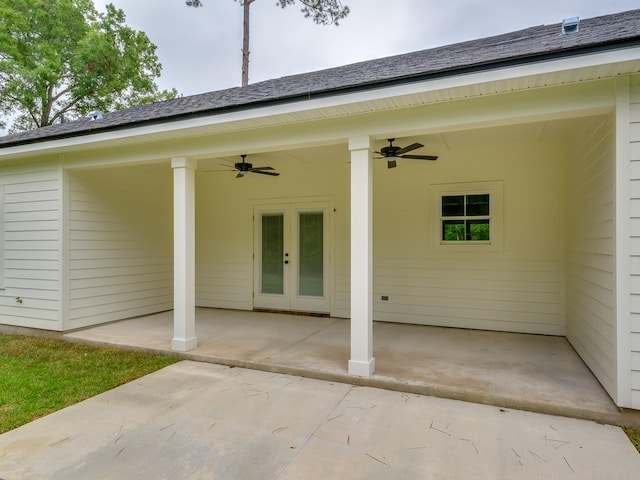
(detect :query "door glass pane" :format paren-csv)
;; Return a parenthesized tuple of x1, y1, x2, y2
(298, 211, 323, 297)
(261, 214, 284, 294)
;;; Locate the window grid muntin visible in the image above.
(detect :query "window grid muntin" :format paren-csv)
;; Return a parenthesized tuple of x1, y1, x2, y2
(441, 192, 491, 243)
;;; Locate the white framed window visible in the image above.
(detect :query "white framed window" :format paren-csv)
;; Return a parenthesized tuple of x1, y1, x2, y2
(432, 181, 503, 251)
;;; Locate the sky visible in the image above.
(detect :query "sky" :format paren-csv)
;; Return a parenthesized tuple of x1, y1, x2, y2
(91, 0, 640, 98)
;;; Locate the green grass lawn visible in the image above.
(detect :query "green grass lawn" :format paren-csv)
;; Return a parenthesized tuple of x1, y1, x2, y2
(625, 427, 640, 452)
(0, 334, 180, 434)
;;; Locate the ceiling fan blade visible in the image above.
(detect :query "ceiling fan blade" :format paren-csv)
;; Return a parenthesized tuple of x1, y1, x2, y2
(251, 166, 275, 171)
(252, 170, 280, 176)
(396, 143, 423, 155)
(400, 154, 438, 161)
(387, 159, 397, 169)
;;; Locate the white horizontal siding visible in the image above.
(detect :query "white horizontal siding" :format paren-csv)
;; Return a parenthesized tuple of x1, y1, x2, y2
(0, 164, 62, 329)
(197, 136, 568, 334)
(371, 137, 567, 335)
(196, 262, 252, 310)
(565, 114, 616, 398)
(67, 164, 173, 329)
(629, 74, 640, 408)
(195, 152, 351, 316)
(333, 259, 350, 318)
(374, 257, 564, 334)
(195, 189, 253, 311)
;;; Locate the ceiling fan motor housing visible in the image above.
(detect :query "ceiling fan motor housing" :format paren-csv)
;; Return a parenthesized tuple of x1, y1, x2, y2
(374, 139, 436, 168)
(381, 146, 401, 157)
(234, 161, 252, 172)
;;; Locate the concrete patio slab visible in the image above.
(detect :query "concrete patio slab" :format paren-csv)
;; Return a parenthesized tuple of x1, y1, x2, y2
(63, 308, 630, 425)
(0, 361, 637, 480)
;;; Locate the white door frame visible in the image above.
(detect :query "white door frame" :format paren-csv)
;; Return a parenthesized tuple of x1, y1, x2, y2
(253, 197, 333, 314)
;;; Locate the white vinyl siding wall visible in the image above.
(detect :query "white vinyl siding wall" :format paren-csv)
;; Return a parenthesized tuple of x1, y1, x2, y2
(373, 139, 566, 335)
(565, 115, 616, 399)
(628, 75, 640, 407)
(195, 150, 351, 316)
(196, 136, 567, 335)
(67, 165, 173, 329)
(195, 192, 253, 311)
(0, 162, 61, 329)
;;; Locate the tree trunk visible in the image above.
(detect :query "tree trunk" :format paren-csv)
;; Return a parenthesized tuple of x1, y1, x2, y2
(241, 0, 253, 87)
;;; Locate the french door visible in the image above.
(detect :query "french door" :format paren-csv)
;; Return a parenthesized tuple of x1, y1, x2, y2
(253, 201, 330, 313)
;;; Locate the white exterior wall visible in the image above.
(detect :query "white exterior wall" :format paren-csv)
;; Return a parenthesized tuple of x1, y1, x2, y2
(628, 75, 640, 407)
(373, 138, 567, 335)
(195, 149, 351, 316)
(0, 160, 62, 330)
(194, 181, 253, 312)
(196, 135, 568, 335)
(565, 115, 616, 398)
(67, 164, 173, 329)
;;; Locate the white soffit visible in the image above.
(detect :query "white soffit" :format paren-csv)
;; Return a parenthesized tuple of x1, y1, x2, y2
(2, 47, 640, 159)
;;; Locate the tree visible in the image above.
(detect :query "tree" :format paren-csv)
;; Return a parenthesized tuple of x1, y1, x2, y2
(186, 0, 349, 87)
(0, 0, 178, 133)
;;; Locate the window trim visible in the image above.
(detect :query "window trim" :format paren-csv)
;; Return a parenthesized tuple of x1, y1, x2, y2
(432, 181, 503, 252)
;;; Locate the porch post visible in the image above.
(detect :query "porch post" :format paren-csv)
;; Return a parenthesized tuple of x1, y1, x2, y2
(171, 157, 197, 351)
(348, 136, 375, 377)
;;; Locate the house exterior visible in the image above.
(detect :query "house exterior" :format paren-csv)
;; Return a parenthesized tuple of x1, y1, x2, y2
(1, 10, 640, 409)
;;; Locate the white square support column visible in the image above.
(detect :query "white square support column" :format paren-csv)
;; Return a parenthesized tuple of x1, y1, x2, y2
(614, 76, 633, 408)
(348, 136, 375, 377)
(172, 157, 197, 351)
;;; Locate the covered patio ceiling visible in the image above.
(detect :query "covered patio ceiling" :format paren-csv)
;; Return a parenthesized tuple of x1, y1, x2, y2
(196, 116, 587, 172)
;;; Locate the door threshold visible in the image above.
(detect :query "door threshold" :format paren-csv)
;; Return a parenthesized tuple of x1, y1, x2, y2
(253, 308, 329, 318)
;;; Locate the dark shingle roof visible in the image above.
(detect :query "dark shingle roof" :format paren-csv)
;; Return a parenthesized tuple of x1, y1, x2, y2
(2, 9, 639, 148)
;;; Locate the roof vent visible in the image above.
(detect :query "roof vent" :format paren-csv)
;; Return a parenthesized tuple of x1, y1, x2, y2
(89, 111, 104, 121)
(562, 16, 579, 34)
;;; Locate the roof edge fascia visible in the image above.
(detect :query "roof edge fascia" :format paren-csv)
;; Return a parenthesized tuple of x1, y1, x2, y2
(1, 42, 639, 159)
